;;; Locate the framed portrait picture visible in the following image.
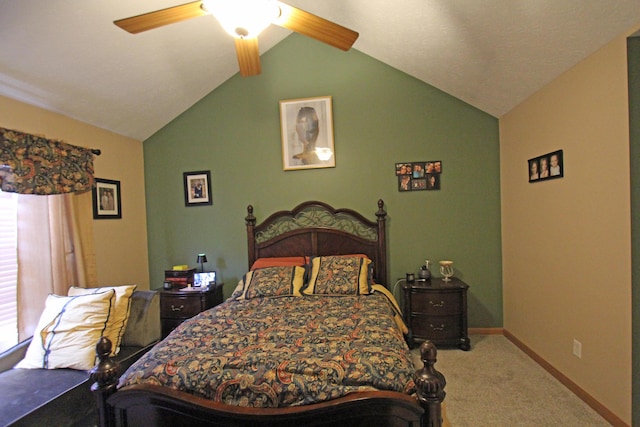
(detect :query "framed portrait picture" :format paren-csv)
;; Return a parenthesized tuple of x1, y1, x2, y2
(92, 178, 121, 219)
(183, 170, 212, 206)
(528, 150, 563, 183)
(280, 96, 335, 171)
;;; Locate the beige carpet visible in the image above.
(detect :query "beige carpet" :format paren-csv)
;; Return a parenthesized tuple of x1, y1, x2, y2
(410, 335, 611, 426)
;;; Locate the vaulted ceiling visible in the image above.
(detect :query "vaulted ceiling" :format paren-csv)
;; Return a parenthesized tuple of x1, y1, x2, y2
(1, 1, 639, 141)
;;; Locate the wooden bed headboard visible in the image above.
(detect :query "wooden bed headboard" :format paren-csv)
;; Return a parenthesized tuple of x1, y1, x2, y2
(245, 200, 388, 286)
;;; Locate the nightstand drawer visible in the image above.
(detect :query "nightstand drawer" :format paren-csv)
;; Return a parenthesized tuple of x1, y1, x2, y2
(411, 315, 461, 340)
(161, 295, 203, 319)
(410, 292, 461, 315)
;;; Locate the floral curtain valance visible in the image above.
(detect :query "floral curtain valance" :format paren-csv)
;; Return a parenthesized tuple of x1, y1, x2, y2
(0, 127, 96, 195)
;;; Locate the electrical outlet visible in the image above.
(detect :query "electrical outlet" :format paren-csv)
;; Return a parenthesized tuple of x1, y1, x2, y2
(573, 339, 582, 358)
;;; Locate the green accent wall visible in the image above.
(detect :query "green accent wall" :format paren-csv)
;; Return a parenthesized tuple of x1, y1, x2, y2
(143, 34, 502, 327)
(628, 35, 640, 427)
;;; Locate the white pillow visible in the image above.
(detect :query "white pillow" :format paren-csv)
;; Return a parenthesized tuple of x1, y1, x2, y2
(68, 285, 136, 355)
(16, 291, 115, 370)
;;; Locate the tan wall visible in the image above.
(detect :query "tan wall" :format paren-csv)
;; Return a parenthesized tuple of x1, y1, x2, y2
(500, 28, 636, 423)
(0, 95, 150, 290)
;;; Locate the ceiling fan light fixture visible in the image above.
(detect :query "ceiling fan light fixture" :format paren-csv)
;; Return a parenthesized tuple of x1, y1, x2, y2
(202, 0, 280, 39)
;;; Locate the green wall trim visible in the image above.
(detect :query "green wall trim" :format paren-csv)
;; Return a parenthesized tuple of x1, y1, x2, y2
(144, 33, 502, 327)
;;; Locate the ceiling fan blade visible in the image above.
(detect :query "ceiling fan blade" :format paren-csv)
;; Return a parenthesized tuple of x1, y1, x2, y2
(274, 2, 358, 51)
(235, 37, 262, 77)
(114, 1, 207, 34)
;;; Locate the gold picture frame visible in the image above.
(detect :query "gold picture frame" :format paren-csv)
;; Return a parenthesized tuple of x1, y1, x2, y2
(280, 96, 335, 171)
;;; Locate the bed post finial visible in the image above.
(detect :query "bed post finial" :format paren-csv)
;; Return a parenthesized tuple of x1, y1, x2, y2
(246, 205, 257, 270)
(415, 340, 446, 427)
(90, 337, 120, 427)
(376, 199, 385, 218)
(246, 205, 255, 225)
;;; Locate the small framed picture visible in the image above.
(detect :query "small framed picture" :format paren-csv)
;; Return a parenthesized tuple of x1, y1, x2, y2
(398, 175, 411, 191)
(411, 162, 426, 178)
(426, 174, 440, 190)
(412, 178, 427, 190)
(194, 271, 216, 287)
(184, 170, 212, 206)
(426, 161, 442, 173)
(529, 150, 563, 183)
(395, 163, 412, 175)
(92, 178, 122, 219)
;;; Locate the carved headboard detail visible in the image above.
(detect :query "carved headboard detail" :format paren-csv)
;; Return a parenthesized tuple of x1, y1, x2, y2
(246, 200, 388, 287)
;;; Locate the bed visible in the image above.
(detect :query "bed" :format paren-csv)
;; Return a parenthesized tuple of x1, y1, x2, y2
(91, 200, 447, 427)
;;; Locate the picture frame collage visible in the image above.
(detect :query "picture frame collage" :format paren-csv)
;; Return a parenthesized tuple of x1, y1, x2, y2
(395, 161, 442, 192)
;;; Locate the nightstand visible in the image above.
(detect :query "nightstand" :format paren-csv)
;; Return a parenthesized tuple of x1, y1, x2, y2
(402, 277, 470, 351)
(160, 283, 223, 338)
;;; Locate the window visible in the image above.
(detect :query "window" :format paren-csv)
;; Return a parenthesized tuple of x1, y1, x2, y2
(0, 190, 18, 353)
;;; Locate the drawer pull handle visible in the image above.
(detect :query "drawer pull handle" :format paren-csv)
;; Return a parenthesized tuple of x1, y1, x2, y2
(430, 323, 445, 331)
(171, 304, 184, 312)
(430, 300, 445, 308)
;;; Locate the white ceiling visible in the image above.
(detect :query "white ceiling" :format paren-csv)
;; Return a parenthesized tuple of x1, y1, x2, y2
(1, 1, 640, 141)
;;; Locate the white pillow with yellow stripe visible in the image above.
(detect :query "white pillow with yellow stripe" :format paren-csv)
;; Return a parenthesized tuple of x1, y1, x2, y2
(68, 284, 136, 355)
(16, 291, 115, 370)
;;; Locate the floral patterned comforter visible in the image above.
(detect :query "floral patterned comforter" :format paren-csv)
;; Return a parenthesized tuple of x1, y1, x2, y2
(119, 293, 416, 407)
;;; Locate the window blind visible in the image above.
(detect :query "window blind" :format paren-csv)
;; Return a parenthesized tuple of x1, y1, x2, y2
(0, 190, 18, 352)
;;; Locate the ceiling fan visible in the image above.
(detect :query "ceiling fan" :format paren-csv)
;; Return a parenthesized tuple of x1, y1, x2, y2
(114, 0, 359, 77)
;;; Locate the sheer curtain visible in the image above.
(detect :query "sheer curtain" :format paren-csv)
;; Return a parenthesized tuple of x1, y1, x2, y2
(16, 191, 97, 340)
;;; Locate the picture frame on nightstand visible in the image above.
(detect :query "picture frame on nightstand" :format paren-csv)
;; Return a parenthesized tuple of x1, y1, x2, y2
(194, 271, 216, 287)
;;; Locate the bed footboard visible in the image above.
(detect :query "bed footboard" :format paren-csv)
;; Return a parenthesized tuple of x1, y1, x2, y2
(91, 339, 446, 427)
